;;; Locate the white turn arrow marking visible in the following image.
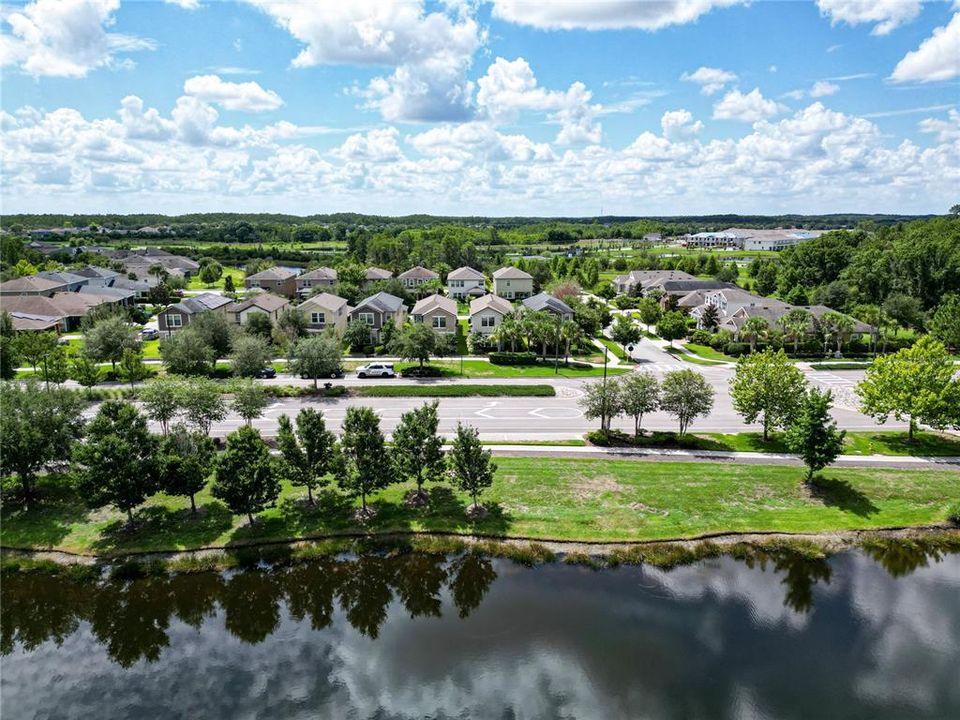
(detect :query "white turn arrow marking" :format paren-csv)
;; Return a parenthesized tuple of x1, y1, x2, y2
(475, 401, 500, 419)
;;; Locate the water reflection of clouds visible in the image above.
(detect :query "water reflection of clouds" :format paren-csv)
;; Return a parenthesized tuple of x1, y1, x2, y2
(3, 551, 959, 720)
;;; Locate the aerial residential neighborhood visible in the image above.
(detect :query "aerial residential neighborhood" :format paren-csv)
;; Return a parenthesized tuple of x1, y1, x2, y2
(2, 1, 959, 717)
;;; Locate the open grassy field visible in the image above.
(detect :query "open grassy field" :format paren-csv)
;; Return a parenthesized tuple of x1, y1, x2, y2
(694, 430, 960, 456)
(3, 457, 957, 554)
(186, 266, 245, 291)
(683, 342, 736, 363)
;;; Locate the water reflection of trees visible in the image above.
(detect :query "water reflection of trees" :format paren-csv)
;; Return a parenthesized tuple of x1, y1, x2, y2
(736, 551, 832, 614)
(1, 552, 498, 667)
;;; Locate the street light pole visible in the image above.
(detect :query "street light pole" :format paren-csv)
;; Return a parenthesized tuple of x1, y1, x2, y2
(554, 314, 561, 374)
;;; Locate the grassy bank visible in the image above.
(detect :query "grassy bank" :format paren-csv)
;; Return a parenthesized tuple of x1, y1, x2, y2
(3, 457, 958, 555)
(694, 430, 960, 457)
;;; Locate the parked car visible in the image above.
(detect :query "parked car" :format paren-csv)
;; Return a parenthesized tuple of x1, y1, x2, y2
(300, 366, 344, 380)
(355, 362, 395, 378)
(140, 328, 159, 341)
(255, 367, 277, 379)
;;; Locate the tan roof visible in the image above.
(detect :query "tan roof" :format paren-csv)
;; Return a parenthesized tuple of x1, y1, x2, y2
(1, 295, 66, 318)
(0, 276, 66, 294)
(398, 265, 440, 281)
(493, 266, 533, 280)
(470, 293, 513, 316)
(447, 266, 485, 281)
(364, 267, 393, 280)
(246, 266, 298, 281)
(228, 293, 289, 313)
(10, 312, 62, 331)
(298, 292, 349, 313)
(412, 293, 457, 316)
(299, 267, 338, 282)
(49, 291, 118, 316)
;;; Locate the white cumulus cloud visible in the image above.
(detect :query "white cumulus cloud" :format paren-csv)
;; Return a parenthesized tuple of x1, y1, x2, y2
(490, 0, 746, 31)
(183, 75, 284, 112)
(713, 88, 787, 122)
(680, 66, 737, 95)
(816, 0, 922, 36)
(660, 109, 703, 140)
(810, 80, 840, 97)
(0, 0, 155, 77)
(889, 12, 960, 83)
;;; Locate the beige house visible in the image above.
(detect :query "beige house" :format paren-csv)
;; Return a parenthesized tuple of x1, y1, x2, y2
(297, 292, 351, 334)
(469, 294, 513, 336)
(492, 267, 534, 300)
(411, 293, 458, 334)
(225, 292, 289, 326)
(398, 265, 439, 290)
(244, 267, 299, 298)
(363, 267, 393, 286)
(446, 266, 486, 299)
(297, 267, 338, 296)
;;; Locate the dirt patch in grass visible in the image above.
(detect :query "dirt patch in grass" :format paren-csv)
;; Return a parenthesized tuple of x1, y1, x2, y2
(629, 502, 669, 516)
(571, 474, 624, 501)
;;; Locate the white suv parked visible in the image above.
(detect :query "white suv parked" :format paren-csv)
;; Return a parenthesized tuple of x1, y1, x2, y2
(356, 362, 396, 378)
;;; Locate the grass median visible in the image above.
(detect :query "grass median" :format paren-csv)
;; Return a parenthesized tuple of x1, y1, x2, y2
(3, 457, 958, 554)
(355, 384, 555, 397)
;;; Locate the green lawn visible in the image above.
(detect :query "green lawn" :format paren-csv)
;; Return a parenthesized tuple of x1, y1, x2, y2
(186, 266, 245, 291)
(597, 337, 630, 362)
(684, 343, 735, 363)
(664, 346, 727, 366)
(697, 430, 960, 457)
(4, 457, 958, 554)
(344, 359, 628, 379)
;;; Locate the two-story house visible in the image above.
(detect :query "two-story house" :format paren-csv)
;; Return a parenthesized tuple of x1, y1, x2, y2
(522, 292, 574, 321)
(363, 267, 394, 286)
(297, 292, 351, 334)
(157, 292, 233, 335)
(349, 291, 408, 342)
(446, 266, 486, 299)
(411, 293, 458, 334)
(492, 267, 534, 300)
(224, 293, 290, 326)
(469, 294, 513, 337)
(397, 266, 439, 291)
(297, 267, 338, 297)
(244, 266, 299, 298)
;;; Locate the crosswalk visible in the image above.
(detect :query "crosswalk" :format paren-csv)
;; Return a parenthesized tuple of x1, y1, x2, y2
(806, 371, 857, 388)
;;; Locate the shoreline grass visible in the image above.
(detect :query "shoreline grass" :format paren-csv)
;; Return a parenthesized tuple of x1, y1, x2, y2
(3, 457, 958, 555)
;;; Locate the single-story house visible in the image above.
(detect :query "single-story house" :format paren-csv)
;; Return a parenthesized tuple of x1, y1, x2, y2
(72, 266, 121, 287)
(469, 293, 513, 336)
(9, 311, 64, 333)
(297, 267, 338, 296)
(612, 270, 696, 296)
(244, 266, 300, 298)
(411, 293, 458, 334)
(297, 292, 351, 334)
(0, 276, 68, 297)
(522, 292, 574, 321)
(492, 267, 534, 300)
(157, 292, 233, 334)
(35, 270, 89, 292)
(446, 266, 486, 299)
(349, 291, 408, 342)
(225, 293, 290, 326)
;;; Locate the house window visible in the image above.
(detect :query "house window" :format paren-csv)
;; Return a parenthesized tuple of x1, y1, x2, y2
(481, 315, 496, 328)
(311, 312, 325, 325)
(433, 316, 447, 329)
(359, 312, 375, 326)
(167, 314, 182, 327)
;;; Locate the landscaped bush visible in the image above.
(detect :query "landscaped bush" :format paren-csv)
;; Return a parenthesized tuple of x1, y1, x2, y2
(724, 342, 746, 356)
(689, 329, 712, 345)
(400, 365, 443, 378)
(708, 330, 733, 350)
(489, 351, 538, 365)
(467, 332, 495, 354)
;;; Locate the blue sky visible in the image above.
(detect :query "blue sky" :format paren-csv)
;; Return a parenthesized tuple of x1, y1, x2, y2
(2, 0, 958, 216)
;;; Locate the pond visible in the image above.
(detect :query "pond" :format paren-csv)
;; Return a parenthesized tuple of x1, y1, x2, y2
(3, 545, 959, 719)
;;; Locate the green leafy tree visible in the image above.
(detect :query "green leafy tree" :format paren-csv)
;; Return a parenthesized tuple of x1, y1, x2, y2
(579, 377, 622, 433)
(882, 293, 924, 331)
(74, 400, 160, 525)
(244, 312, 274, 341)
(290, 336, 342, 389)
(754, 262, 779, 296)
(700, 304, 720, 332)
(856, 336, 960, 441)
(117, 348, 149, 389)
(70, 352, 102, 394)
(730, 349, 807, 441)
(448, 424, 497, 515)
(820, 311, 855, 356)
(212, 425, 280, 525)
(335, 406, 394, 516)
(742, 316, 769, 353)
(779, 308, 811, 355)
(660, 368, 714, 436)
(273, 307, 307, 351)
(389, 322, 440, 368)
(84, 316, 140, 373)
(231, 379, 269, 425)
(0, 381, 86, 504)
(929, 294, 960, 350)
(610, 314, 641, 347)
(15, 331, 58, 374)
(159, 425, 215, 514)
(656, 310, 688, 347)
(343, 319, 372, 351)
(276, 409, 336, 506)
(198, 261, 223, 285)
(785, 389, 846, 483)
(179, 377, 227, 437)
(139, 377, 182, 434)
(230, 335, 272, 377)
(191, 311, 235, 361)
(392, 401, 446, 504)
(618, 371, 660, 438)
(160, 328, 214, 376)
(0, 335, 19, 380)
(41, 345, 70, 389)
(223, 275, 236, 293)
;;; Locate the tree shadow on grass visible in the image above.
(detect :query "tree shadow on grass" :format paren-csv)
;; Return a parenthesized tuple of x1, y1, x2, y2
(92, 502, 235, 554)
(808, 476, 880, 518)
(862, 432, 960, 458)
(0, 474, 92, 548)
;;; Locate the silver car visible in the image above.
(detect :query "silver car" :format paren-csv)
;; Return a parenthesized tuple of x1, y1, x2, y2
(356, 362, 395, 378)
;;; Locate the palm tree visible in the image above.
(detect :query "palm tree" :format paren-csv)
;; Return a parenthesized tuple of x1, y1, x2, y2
(821, 311, 855, 357)
(779, 308, 811, 355)
(742, 316, 769, 353)
(559, 319, 582, 362)
(852, 304, 882, 355)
